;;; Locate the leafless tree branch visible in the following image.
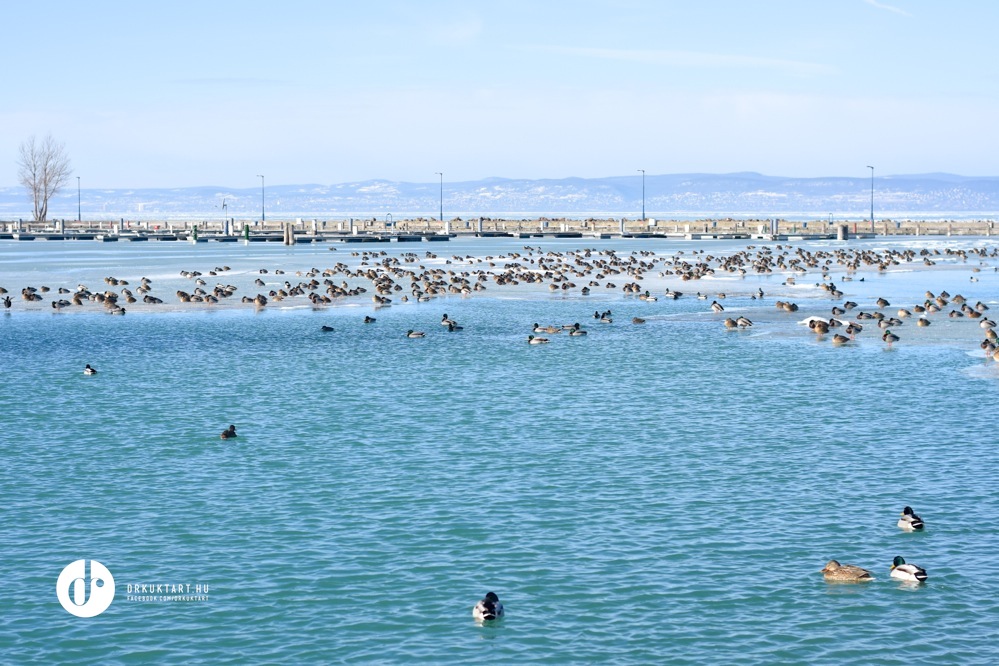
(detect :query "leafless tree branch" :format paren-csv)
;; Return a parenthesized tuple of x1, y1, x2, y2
(17, 134, 72, 222)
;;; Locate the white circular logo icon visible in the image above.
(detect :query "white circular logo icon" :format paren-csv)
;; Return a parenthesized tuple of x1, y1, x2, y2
(56, 560, 115, 617)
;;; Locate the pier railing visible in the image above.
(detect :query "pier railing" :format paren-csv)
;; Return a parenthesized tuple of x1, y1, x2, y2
(1, 217, 995, 243)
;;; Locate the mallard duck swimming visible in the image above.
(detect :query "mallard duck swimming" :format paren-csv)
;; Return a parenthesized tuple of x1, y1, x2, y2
(220, 424, 237, 440)
(527, 335, 550, 344)
(406, 330, 426, 338)
(890, 556, 927, 582)
(820, 560, 874, 582)
(897, 506, 925, 531)
(472, 591, 504, 622)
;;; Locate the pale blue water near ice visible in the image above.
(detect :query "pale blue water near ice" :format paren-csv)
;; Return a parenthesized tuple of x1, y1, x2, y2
(2, 236, 999, 664)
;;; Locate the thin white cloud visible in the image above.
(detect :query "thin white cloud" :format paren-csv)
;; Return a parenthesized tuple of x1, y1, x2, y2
(529, 45, 835, 78)
(864, 0, 912, 17)
(170, 77, 293, 87)
(429, 16, 483, 44)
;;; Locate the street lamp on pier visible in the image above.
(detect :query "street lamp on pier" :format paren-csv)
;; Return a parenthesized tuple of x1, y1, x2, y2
(867, 165, 874, 231)
(434, 172, 444, 233)
(637, 169, 645, 221)
(257, 174, 265, 222)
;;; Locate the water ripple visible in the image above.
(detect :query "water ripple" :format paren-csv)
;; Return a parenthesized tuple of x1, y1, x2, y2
(3, 240, 999, 663)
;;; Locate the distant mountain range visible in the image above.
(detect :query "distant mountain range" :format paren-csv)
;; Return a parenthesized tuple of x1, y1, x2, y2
(2, 173, 998, 220)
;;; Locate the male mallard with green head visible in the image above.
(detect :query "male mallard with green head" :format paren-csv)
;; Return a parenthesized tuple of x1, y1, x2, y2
(890, 556, 927, 582)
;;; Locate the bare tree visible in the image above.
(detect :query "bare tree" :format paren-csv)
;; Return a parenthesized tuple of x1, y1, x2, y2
(17, 134, 72, 223)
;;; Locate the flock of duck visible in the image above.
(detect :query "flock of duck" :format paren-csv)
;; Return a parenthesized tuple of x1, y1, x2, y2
(760, 285, 995, 352)
(4, 243, 996, 315)
(23, 242, 995, 366)
(821, 506, 928, 584)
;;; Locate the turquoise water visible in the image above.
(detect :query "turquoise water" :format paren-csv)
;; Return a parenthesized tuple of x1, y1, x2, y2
(2, 237, 999, 664)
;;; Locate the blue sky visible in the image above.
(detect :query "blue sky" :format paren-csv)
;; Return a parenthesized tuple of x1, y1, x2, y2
(3, 0, 997, 188)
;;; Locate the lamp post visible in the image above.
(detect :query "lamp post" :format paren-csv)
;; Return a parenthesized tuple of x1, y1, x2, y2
(76, 176, 81, 222)
(257, 174, 265, 222)
(434, 172, 444, 233)
(637, 169, 645, 221)
(867, 165, 874, 231)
